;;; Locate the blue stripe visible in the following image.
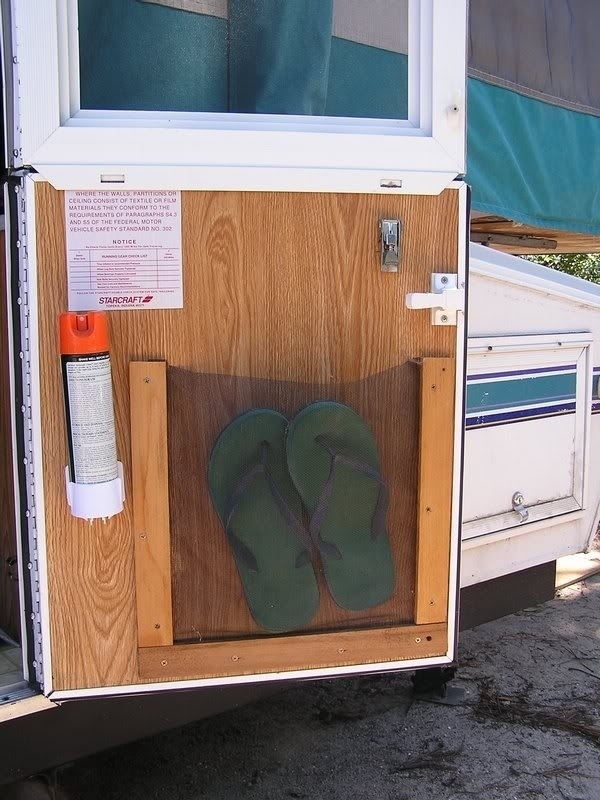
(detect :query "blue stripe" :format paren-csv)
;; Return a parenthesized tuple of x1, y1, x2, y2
(466, 402, 576, 429)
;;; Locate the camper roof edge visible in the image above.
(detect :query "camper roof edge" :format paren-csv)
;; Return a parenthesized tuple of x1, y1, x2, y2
(469, 243, 600, 309)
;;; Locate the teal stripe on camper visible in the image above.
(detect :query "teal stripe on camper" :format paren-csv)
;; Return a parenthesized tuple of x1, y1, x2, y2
(325, 40, 408, 120)
(466, 373, 577, 414)
(78, 0, 228, 111)
(467, 78, 600, 235)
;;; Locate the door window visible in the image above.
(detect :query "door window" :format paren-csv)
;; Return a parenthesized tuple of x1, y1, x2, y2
(79, 0, 409, 120)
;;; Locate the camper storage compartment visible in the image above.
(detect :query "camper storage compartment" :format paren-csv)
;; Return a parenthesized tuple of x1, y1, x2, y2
(463, 333, 592, 540)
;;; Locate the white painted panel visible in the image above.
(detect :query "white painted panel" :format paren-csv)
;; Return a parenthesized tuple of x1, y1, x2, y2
(463, 415, 575, 522)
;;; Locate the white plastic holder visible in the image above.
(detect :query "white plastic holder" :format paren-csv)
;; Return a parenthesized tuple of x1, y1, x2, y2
(65, 462, 125, 522)
(405, 273, 465, 326)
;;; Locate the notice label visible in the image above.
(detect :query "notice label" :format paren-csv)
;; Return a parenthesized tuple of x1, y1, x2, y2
(65, 190, 183, 310)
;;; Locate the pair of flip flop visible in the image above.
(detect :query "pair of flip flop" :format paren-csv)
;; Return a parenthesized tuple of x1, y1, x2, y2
(208, 401, 395, 633)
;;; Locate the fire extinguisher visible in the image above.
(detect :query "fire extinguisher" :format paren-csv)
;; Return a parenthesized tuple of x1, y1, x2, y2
(59, 311, 124, 521)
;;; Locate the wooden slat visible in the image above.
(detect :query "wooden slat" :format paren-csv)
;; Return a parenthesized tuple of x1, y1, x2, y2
(138, 623, 447, 681)
(414, 358, 455, 624)
(130, 361, 173, 647)
(470, 213, 600, 254)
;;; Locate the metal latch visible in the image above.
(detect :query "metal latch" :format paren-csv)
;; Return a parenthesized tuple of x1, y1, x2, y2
(380, 219, 402, 272)
(405, 273, 465, 325)
(512, 491, 529, 523)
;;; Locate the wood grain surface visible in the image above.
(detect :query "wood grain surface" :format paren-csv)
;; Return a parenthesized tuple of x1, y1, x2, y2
(35, 184, 459, 689)
(130, 361, 173, 647)
(139, 622, 448, 682)
(414, 358, 455, 624)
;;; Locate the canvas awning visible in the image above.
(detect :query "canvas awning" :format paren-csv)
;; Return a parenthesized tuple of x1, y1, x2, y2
(467, 0, 600, 238)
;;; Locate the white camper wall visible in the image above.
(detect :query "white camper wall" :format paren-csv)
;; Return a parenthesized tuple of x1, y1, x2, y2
(462, 244, 600, 587)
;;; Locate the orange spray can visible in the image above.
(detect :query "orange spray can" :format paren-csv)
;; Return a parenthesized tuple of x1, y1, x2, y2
(59, 312, 123, 519)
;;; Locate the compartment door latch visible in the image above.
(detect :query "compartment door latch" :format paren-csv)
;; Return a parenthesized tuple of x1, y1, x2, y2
(512, 491, 529, 523)
(380, 218, 402, 272)
(405, 273, 465, 326)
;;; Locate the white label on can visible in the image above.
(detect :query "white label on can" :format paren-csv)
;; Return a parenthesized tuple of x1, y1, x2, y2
(65, 355, 118, 484)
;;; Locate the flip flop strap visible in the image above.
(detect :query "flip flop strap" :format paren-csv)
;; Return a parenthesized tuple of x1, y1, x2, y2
(309, 435, 389, 560)
(224, 442, 312, 573)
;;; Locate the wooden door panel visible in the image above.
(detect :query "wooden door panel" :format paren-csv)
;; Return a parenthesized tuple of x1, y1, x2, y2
(35, 184, 459, 689)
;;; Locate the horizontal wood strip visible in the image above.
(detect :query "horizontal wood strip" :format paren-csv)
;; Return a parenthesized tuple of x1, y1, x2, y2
(130, 361, 174, 647)
(138, 623, 447, 681)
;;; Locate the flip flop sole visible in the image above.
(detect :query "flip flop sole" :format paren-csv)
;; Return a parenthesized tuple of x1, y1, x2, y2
(286, 401, 395, 611)
(208, 409, 319, 633)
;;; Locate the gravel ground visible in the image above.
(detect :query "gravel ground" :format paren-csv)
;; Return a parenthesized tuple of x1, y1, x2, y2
(7, 573, 600, 800)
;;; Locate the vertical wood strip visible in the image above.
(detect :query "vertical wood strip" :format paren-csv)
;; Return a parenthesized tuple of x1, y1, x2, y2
(415, 357, 456, 624)
(130, 361, 173, 647)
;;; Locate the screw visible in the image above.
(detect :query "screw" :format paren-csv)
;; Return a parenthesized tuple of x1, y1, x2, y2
(441, 276, 449, 284)
(161, 660, 168, 666)
(154, 623, 160, 629)
(232, 655, 240, 662)
(440, 315, 448, 323)
(338, 648, 346, 654)
(415, 637, 422, 643)
(140, 532, 147, 539)
(144, 377, 151, 383)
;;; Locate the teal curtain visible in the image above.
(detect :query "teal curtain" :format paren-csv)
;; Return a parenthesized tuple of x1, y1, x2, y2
(228, 0, 333, 114)
(78, 0, 228, 112)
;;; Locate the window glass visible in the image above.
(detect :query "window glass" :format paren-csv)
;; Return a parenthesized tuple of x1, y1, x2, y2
(78, 0, 409, 119)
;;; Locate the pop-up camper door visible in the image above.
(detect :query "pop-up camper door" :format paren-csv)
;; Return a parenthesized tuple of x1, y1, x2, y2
(7, 0, 467, 699)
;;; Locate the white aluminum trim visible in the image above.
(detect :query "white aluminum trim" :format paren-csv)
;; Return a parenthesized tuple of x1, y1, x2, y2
(446, 181, 467, 655)
(23, 177, 53, 694)
(33, 164, 457, 195)
(31, 125, 457, 169)
(11, 0, 60, 166)
(48, 654, 455, 700)
(430, 0, 467, 169)
(462, 505, 586, 550)
(463, 501, 584, 543)
(3, 186, 29, 682)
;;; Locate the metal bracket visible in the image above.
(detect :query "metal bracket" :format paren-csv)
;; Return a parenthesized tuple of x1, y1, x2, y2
(405, 273, 465, 326)
(379, 218, 401, 272)
(512, 491, 529, 523)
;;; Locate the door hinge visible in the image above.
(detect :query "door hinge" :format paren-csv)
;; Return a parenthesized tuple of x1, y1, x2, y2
(405, 273, 465, 326)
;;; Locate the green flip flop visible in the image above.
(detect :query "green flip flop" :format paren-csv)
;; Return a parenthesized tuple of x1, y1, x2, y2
(208, 409, 319, 633)
(286, 401, 395, 611)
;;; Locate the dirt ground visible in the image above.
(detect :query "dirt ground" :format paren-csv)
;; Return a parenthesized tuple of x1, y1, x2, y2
(9, 573, 600, 800)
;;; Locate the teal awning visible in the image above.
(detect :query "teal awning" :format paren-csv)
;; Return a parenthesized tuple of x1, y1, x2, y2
(467, 0, 600, 235)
